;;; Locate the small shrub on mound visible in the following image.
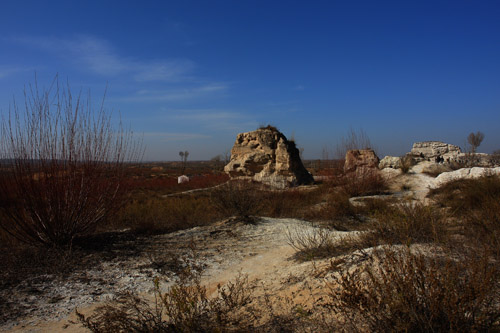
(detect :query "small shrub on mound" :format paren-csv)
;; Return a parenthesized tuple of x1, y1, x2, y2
(210, 180, 264, 222)
(286, 224, 361, 260)
(338, 170, 388, 197)
(365, 203, 447, 246)
(329, 247, 500, 332)
(304, 190, 362, 231)
(400, 154, 415, 174)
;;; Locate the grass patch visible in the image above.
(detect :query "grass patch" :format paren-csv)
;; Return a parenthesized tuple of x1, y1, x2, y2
(336, 170, 388, 197)
(111, 194, 218, 234)
(365, 203, 447, 246)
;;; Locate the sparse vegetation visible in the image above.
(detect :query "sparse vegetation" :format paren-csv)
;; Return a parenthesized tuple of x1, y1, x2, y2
(365, 202, 447, 246)
(337, 169, 388, 197)
(209, 180, 265, 222)
(78, 259, 256, 332)
(286, 224, 361, 261)
(0, 78, 141, 247)
(328, 247, 500, 332)
(400, 154, 414, 173)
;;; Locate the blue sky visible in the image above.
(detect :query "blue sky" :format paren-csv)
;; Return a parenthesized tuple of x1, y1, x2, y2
(1, 0, 499, 161)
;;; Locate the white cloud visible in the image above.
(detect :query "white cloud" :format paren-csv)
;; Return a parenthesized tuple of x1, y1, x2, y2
(142, 132, 211, 142)
(0, 66, 34, 79)
(118, 83, 228, 102)
(9, 35, 194, 81)
(133, 60, 195, 81)
(172, 111, 239, 121)
(167, 109, 258, 132)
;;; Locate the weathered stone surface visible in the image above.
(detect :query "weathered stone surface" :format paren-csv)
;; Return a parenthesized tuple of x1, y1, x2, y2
(344, 149, 380, 173)
(379, 156, 402, 169)
(410, 141, 461, 163)
(431, 167, 500, 188)
(224, 127, 313, 188)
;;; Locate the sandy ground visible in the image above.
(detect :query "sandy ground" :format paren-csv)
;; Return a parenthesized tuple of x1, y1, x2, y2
(2, 217, 353, 332)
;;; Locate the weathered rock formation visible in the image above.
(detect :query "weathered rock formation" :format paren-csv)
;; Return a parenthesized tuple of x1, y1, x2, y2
(344, 149, 380, 173)
(379, 156, 402, 169)
(224, 127, 314, 188)
(410, 141, 461, 163)
(431, 167, 500, 188)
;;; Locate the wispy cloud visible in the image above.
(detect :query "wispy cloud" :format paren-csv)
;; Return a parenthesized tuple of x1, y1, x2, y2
(0, 66, 34, 79)
(117, 83, 228, 102)
(8, 35, 194, 81)
(167, 109, 258, 132)
(142, 132, 211, 142)
(172, 110, 239, 121)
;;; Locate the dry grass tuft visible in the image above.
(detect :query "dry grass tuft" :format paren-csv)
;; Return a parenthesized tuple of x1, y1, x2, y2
(286, 224, 362, 261)
(209, 180, 265, 223)
(337, 170, 388, 197)
(365, 203, 447, 246)
(78, 264, 255, 332)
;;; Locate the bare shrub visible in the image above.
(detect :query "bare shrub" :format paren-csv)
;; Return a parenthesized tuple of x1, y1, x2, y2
(286, 224, 361, 261)
(354, 197, 393, 216)
(428, 176, 500, 214)
(492, 149, 500, 165)
(428, 176, 500, 257)
(0, 78, 141, 247)
(465, 199, 500, 258)
(365, 203, 447, 246)
(308, 190, 363, 231)
(339, 170, 387, 197)
(328, 247, 500, 332)
(77, 267, 255, 332)
(399, 154, 415, 174)
(261, 188, 322, 219)
(210, 180, 264, 222)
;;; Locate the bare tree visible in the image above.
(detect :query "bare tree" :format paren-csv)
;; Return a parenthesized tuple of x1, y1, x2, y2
(179, 150, 189, 174)
(0, 77, 142, 247)
(467, 131, 485, 153)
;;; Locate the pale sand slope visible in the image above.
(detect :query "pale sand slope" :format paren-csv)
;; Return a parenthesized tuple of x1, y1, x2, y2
(4, 218, 353, 332)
